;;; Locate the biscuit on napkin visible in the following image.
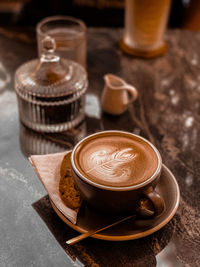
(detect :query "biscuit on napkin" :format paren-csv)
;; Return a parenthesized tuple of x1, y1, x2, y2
(59, 152, 82, 211)
(29, 151, 81, 224)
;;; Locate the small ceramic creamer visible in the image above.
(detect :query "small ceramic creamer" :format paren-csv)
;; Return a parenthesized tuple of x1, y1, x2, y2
(101, 74, 138, 115)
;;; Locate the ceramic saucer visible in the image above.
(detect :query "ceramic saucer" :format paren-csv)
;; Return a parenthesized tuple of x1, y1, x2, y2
(50, 164, 180, 241)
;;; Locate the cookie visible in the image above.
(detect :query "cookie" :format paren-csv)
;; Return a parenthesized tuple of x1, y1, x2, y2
(59, 152, 82, 210)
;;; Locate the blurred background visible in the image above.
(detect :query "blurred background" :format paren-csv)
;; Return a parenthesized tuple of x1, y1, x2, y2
(0, 0, 199, 29)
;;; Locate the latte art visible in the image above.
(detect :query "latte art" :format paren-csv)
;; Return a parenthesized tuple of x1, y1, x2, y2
(86, 148, 137, 183)
(74, 132, 159, 187)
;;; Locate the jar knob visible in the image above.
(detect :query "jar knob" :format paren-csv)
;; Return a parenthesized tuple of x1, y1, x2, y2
(42, 36, 56, 53)
(41, 36, 59, 62)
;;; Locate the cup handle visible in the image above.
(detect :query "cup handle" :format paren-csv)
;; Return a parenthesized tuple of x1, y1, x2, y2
(126, 85, 138, 104)
(137, 187, 165, 218)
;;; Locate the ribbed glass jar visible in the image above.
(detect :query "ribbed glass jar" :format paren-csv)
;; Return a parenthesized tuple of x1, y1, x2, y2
(15, 37, 88, 133)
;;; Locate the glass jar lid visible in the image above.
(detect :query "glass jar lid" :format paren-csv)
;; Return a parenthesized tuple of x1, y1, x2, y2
(15, 36, 87, 97)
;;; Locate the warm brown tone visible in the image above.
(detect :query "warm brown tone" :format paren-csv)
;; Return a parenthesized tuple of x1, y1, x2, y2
(71, 131, 164, 215)
(122, 0, 171, 57)
(59, 152, 82, 210)
(50, 164, 179, 241)
(74, 132, 158, 187)
(1, 27, 200, 267)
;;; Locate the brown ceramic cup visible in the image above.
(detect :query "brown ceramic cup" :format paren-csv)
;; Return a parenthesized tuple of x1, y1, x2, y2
(71, 131, 165, 217)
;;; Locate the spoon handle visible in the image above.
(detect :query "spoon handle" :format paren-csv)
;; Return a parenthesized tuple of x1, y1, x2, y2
(66, 214, 136, 245)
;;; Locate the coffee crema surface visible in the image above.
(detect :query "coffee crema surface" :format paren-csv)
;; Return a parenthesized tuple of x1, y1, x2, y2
(74, 133, 158, 187)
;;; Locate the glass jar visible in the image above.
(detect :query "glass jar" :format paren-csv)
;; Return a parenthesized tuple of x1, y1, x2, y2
(15, 36, 88, 132)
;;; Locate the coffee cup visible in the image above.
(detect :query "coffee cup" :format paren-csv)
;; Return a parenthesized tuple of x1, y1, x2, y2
(71, 131, 165, 217)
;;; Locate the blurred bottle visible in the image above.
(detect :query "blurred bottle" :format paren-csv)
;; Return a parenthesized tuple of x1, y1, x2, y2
(120, 0, 172, 58)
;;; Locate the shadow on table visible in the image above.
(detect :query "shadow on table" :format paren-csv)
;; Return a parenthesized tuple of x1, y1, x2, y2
(32, 195, 177, 267)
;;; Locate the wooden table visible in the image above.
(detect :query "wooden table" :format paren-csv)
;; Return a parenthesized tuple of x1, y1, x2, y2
(0, 27, 199, 266)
